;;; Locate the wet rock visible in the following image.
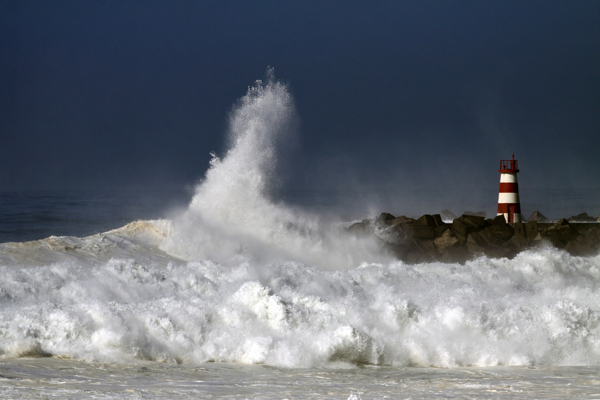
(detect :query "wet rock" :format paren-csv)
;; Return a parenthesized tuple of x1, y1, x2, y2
(411, 238, 438, 256)
(452, 216, 481, 237)
(433, 229, 460, 253)
(416, 214, 437, 227)
(403, 224, 436, 240)
(479, 223, 514, 246)
(565, 237, 596, 256)
(512, 222, 526, 238)
(439, 246, 469, 263)
(524, 221, 539, 242)
(542, 218, 580, 248)
(467, 231, 488, 247)
(388, 216, 415, 226)
(510, 234, 529, 251)
(431, 214, 444, 227)
(486, 215, 508, 227)
(377, 212, 396, 225)
(347, 222, 367, 236)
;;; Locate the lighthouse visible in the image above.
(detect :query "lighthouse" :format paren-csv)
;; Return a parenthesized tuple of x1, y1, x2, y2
(497, 154, 522, 223)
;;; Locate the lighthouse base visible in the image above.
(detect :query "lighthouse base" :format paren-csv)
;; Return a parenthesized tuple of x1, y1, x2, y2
(497, 202, 522, 223)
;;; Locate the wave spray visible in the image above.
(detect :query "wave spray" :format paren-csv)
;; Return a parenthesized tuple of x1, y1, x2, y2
(161, 69, 383, 269)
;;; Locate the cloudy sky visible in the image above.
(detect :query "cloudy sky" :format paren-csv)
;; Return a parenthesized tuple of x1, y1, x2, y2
(1, 1, 598, 215)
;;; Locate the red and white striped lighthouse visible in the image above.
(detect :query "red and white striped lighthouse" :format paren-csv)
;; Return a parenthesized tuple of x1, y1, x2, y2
(497, 154, 522, 223)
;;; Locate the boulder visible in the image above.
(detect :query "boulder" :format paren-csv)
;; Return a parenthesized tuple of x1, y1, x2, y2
(466, 232, 489, 255)
(347, 222, 367, 236)
(436, 224, 450, 236)
(439, 246, 470, 264)
(510, 234, 529, 251)
(583, 227, 600, 249)
(431, 214, 444, 227)
(512, 222, 526, 238)
(404, 224, 437, 239)
(487, 215, 508, 226)
(479, 223, 514, 246)
(377, 212, 396, 225)
(433, 229, 460, 254)
(524, 221, 539, 241)
(526, 210, 549, 223)
(467, 231, 488, 247)
(388, 215, 416, 226)
(411, 238, 438, 258)
(461, 214, 486, 228)
(452, 217, 480, 237)
(382, 242, 409, 259)
(564, 235, 597, 256)
(542, 218, 579, 248)
(415, 214, 437, 227)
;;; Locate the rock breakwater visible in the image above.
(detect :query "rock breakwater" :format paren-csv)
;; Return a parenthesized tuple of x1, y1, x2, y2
(348, 212, 600, 264)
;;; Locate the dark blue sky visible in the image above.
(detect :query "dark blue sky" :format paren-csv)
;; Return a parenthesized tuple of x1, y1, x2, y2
(1, 1, 599, 214)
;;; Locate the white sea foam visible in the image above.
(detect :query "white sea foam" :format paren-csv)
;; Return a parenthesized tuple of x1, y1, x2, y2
(1, 245, 600, 367)
(2, 71, 600, 369)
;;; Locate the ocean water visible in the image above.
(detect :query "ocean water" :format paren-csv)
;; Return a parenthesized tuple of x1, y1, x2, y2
(2, 74, 600, 399)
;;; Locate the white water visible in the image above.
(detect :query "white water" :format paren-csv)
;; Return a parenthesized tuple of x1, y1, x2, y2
(1, 72, 600, 375)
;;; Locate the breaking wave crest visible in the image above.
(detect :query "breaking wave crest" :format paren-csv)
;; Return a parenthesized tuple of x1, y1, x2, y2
(1, 246, 600, 367)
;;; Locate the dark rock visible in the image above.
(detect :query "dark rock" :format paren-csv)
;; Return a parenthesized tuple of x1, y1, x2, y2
(416, 214, 437, 227)
(565, 239, 595, 256)
(377, 212, 396, 225)
(411, 238, 438, 257)
(452, 218, 477, 237)
(583, 227, 600, 250)
(433, 229, 460, 253)
(542, 219, 580, 247)
(524, 221, 539, 241)
(467, 232, 488, 247)
(526, 210, 549, 223)
(436, 224, 450, 236)
(431, 214, 444, 227)
(347, 222, 367, 236)
(439, 246, 469, 263)
(440, 209, 458, 221)
(512, 222, 526, 238)
(388, 216, 416, 226)
(461, 214, 486, 228)
(487, 215, 508, 227)
(510, 234, 529, 251)
(479, 223, 514, 246)
(404, 224, 437, 239)
(382, 242, 409, 259)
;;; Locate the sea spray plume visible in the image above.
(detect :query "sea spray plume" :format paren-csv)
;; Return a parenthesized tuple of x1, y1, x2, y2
(160, 70, 385, 268)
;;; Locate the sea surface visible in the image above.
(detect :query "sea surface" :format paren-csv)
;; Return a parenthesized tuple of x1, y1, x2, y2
(2, 76, 600, 399)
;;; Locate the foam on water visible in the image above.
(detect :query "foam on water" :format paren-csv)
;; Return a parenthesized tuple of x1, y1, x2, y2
(1, 241, 600, 367)
(2, 71, 600, 369)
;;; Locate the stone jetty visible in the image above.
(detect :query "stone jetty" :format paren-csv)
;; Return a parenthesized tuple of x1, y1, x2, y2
(348, 212, 600, 263)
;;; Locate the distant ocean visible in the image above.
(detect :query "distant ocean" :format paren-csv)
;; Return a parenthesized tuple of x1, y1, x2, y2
(1, 77, 600, 399)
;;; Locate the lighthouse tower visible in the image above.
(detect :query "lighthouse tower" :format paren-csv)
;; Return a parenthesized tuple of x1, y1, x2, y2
(497, 154, 522, 223)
